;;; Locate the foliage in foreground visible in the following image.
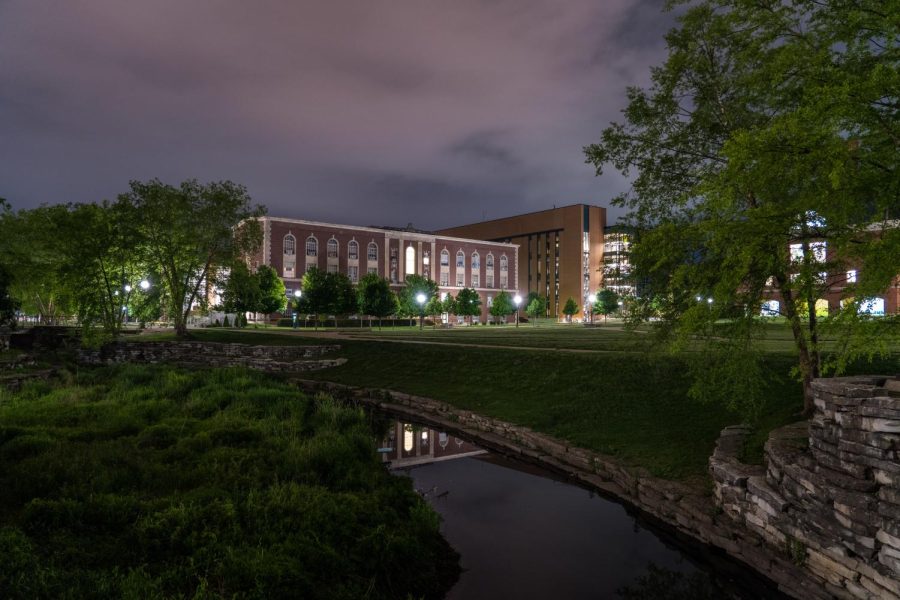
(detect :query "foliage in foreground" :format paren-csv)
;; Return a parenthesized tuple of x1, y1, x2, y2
(0, 365, 458, 599)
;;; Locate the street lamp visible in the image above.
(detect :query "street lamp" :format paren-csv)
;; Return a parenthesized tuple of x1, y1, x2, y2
(416, 293, 427, 330)
(293, 289, 302, 329)
(588, 293, 596, 324)
(124, 284, 133, 293)
(139, 279, 151, 291)
(514, 294, 522, 328)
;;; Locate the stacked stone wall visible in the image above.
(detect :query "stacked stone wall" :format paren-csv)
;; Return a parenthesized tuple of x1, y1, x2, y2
(77, 341, 345, 373)
(712, 376, 900, 599)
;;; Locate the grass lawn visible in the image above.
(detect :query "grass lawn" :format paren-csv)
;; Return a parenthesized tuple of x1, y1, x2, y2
(126, 326, 897, 483)
(0, 365, 458, 599)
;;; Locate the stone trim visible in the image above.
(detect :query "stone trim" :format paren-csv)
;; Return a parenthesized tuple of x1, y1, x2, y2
(292, 378, 822, 599)
(77, 341, 345, 373)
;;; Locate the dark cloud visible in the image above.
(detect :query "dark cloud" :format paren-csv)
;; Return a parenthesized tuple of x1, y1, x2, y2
(0, 0, 676, 229)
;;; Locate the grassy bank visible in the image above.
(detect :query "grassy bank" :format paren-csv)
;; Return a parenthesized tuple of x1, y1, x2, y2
(0, 365, 459, 599)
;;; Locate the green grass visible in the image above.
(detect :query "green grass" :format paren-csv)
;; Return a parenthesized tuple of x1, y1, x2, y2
(124, 326, 898, 482)
(0, 365, 458, 599)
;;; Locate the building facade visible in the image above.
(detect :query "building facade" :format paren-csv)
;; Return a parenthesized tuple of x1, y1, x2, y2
(437, 204, 606, 318)
(250, 217, 520, 322)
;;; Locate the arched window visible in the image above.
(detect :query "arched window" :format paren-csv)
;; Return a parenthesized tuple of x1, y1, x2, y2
(348, 240, 359, 260)
(500, 255, 508, 271)
(283, 234, 296, 256)
(456, 251, 465, 269)
(486, 253, 494, 269)
(471, 251, 480, 269)
(441, 249, 449, 266)
(367, 242, 378, 261)
(306, 236, 318, 257)
(327, 238, 338, 258)
(405, 245, 416, 275)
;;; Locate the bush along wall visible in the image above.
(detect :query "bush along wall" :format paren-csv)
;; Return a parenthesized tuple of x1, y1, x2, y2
(0, 365, 459, 599)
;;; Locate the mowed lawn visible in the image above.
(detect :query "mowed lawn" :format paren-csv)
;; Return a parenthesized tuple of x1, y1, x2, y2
(136, 325, 897, 483)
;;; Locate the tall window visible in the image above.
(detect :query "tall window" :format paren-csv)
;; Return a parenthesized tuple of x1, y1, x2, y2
(441, 250, 449, 266)
(486, 253, 494, 269)
(405, 246, 416, 275)
(472, 251, 480, 270)
(440, 272, 449, 286)
(348, 265, 358, 282)
(306, 236, 318, 257)
(472, 273, 480, 287)
(500, 255, 508, 288)
(456, 272, 464, 287)
(500, 255, 508, 272)
(456, 251, 465, 269)
(283, 234, 296, 256)
(348, 240, 359, 260)
(327, 238, 338, 258)
(368, 242, 378, 261)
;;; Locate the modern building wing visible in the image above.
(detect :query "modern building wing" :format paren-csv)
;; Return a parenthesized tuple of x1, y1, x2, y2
(437, 204, 606, 318)
(249, 216, 520, 322)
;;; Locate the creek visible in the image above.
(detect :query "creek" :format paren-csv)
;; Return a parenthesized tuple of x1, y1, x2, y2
(379, 419, 787, 600)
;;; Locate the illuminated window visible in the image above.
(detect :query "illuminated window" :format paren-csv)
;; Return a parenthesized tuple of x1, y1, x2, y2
(306, 236, 318, 257)
(761, 300, 780, 316)
(283, 234, 296, 256)
(348, 240, 359, 260)
(405, 246, 416, 275)
(860, 298, 885, 315)
(847, 270, 857, 283)
(327, 238, 338, 258)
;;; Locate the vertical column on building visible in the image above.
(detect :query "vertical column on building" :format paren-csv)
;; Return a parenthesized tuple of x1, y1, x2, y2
(384, 234, 390, 282)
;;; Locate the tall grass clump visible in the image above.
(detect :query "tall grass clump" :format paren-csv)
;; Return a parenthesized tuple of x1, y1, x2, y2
(0, 364, 459, 599)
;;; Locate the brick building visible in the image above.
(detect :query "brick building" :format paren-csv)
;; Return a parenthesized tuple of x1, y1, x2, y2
(437, 204, 606, 319)
(250, 216, 520, 323)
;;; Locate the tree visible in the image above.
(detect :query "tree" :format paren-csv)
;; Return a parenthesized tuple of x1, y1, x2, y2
(256, 265, 287, 316)
(0, 264, 19, 328)
(327, 272, 357, 327)
(396, 275, 438, 320)
(442, 292, 458, 318)
(221, 262, 260, 318)
(301, 268, 330, 330)
(489, 290, 515, 324)
(562, 298, 578, 322)
(0, 204, 75, 324)
(455, 288, 481, 324)
(526, 297, 545, 326)
(594, 289, 619, 322)
(424, 295, 444, 328)
(122, 179, 264, 337)
(584, 1, 900, 417)
(357, 273, 397, 329)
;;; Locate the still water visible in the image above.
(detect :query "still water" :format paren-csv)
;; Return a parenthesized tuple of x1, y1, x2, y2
(379, 420, 785, 600)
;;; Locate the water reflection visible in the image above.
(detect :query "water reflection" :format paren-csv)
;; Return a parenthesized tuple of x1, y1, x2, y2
(378, 421, 486, 469)
(379, 419, 784, 600)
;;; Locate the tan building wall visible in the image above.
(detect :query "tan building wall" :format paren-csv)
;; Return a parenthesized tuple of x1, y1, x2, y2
(437, 204, 606, 318)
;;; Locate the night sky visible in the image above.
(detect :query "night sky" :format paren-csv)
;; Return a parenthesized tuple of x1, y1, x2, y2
(1, 1, 674, 229)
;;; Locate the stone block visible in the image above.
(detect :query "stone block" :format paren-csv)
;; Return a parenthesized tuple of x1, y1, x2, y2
(839, 439, 896, 461)
(877, 528, 900, 551)
(863, 418, 900, 434)
(880, 501, 900, 521)
(747, 475, 789, 512)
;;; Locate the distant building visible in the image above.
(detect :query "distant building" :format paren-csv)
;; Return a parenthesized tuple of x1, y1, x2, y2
(249, 216, 520, 323)
(379, 422, 485, 469)
(601, 224, 634, 298)
(437, 204, 607, 319)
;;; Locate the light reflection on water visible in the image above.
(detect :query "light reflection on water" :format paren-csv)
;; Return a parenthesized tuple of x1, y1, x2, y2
(380, 420, 784, 600)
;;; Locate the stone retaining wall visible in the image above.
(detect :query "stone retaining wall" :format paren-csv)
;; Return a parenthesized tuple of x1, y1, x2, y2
(77, 341, 345, 373)
(711, 376, 900, 599)
(293, 378, 830, 599)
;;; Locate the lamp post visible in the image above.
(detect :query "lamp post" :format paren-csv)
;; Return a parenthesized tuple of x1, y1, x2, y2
(514, 294, 522, 328)
(293, 289, 302, 329)
(416, 293, 426, 330)
(587, 293, 596, 324)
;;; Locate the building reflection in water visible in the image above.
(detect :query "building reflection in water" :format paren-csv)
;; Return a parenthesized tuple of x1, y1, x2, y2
(379, 422, 486, 469)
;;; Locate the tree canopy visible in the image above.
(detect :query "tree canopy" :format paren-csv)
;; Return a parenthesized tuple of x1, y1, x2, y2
(123, 179, 265, 337)
(584, 0, 900, 416)
(454, 288, 481, 324)
(594, 289, 620, 321)
(562, 298, 578, 320)
(357, 273, 397, 328)
(489, 290, 515, 323)
(396, 275, 438, 318)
